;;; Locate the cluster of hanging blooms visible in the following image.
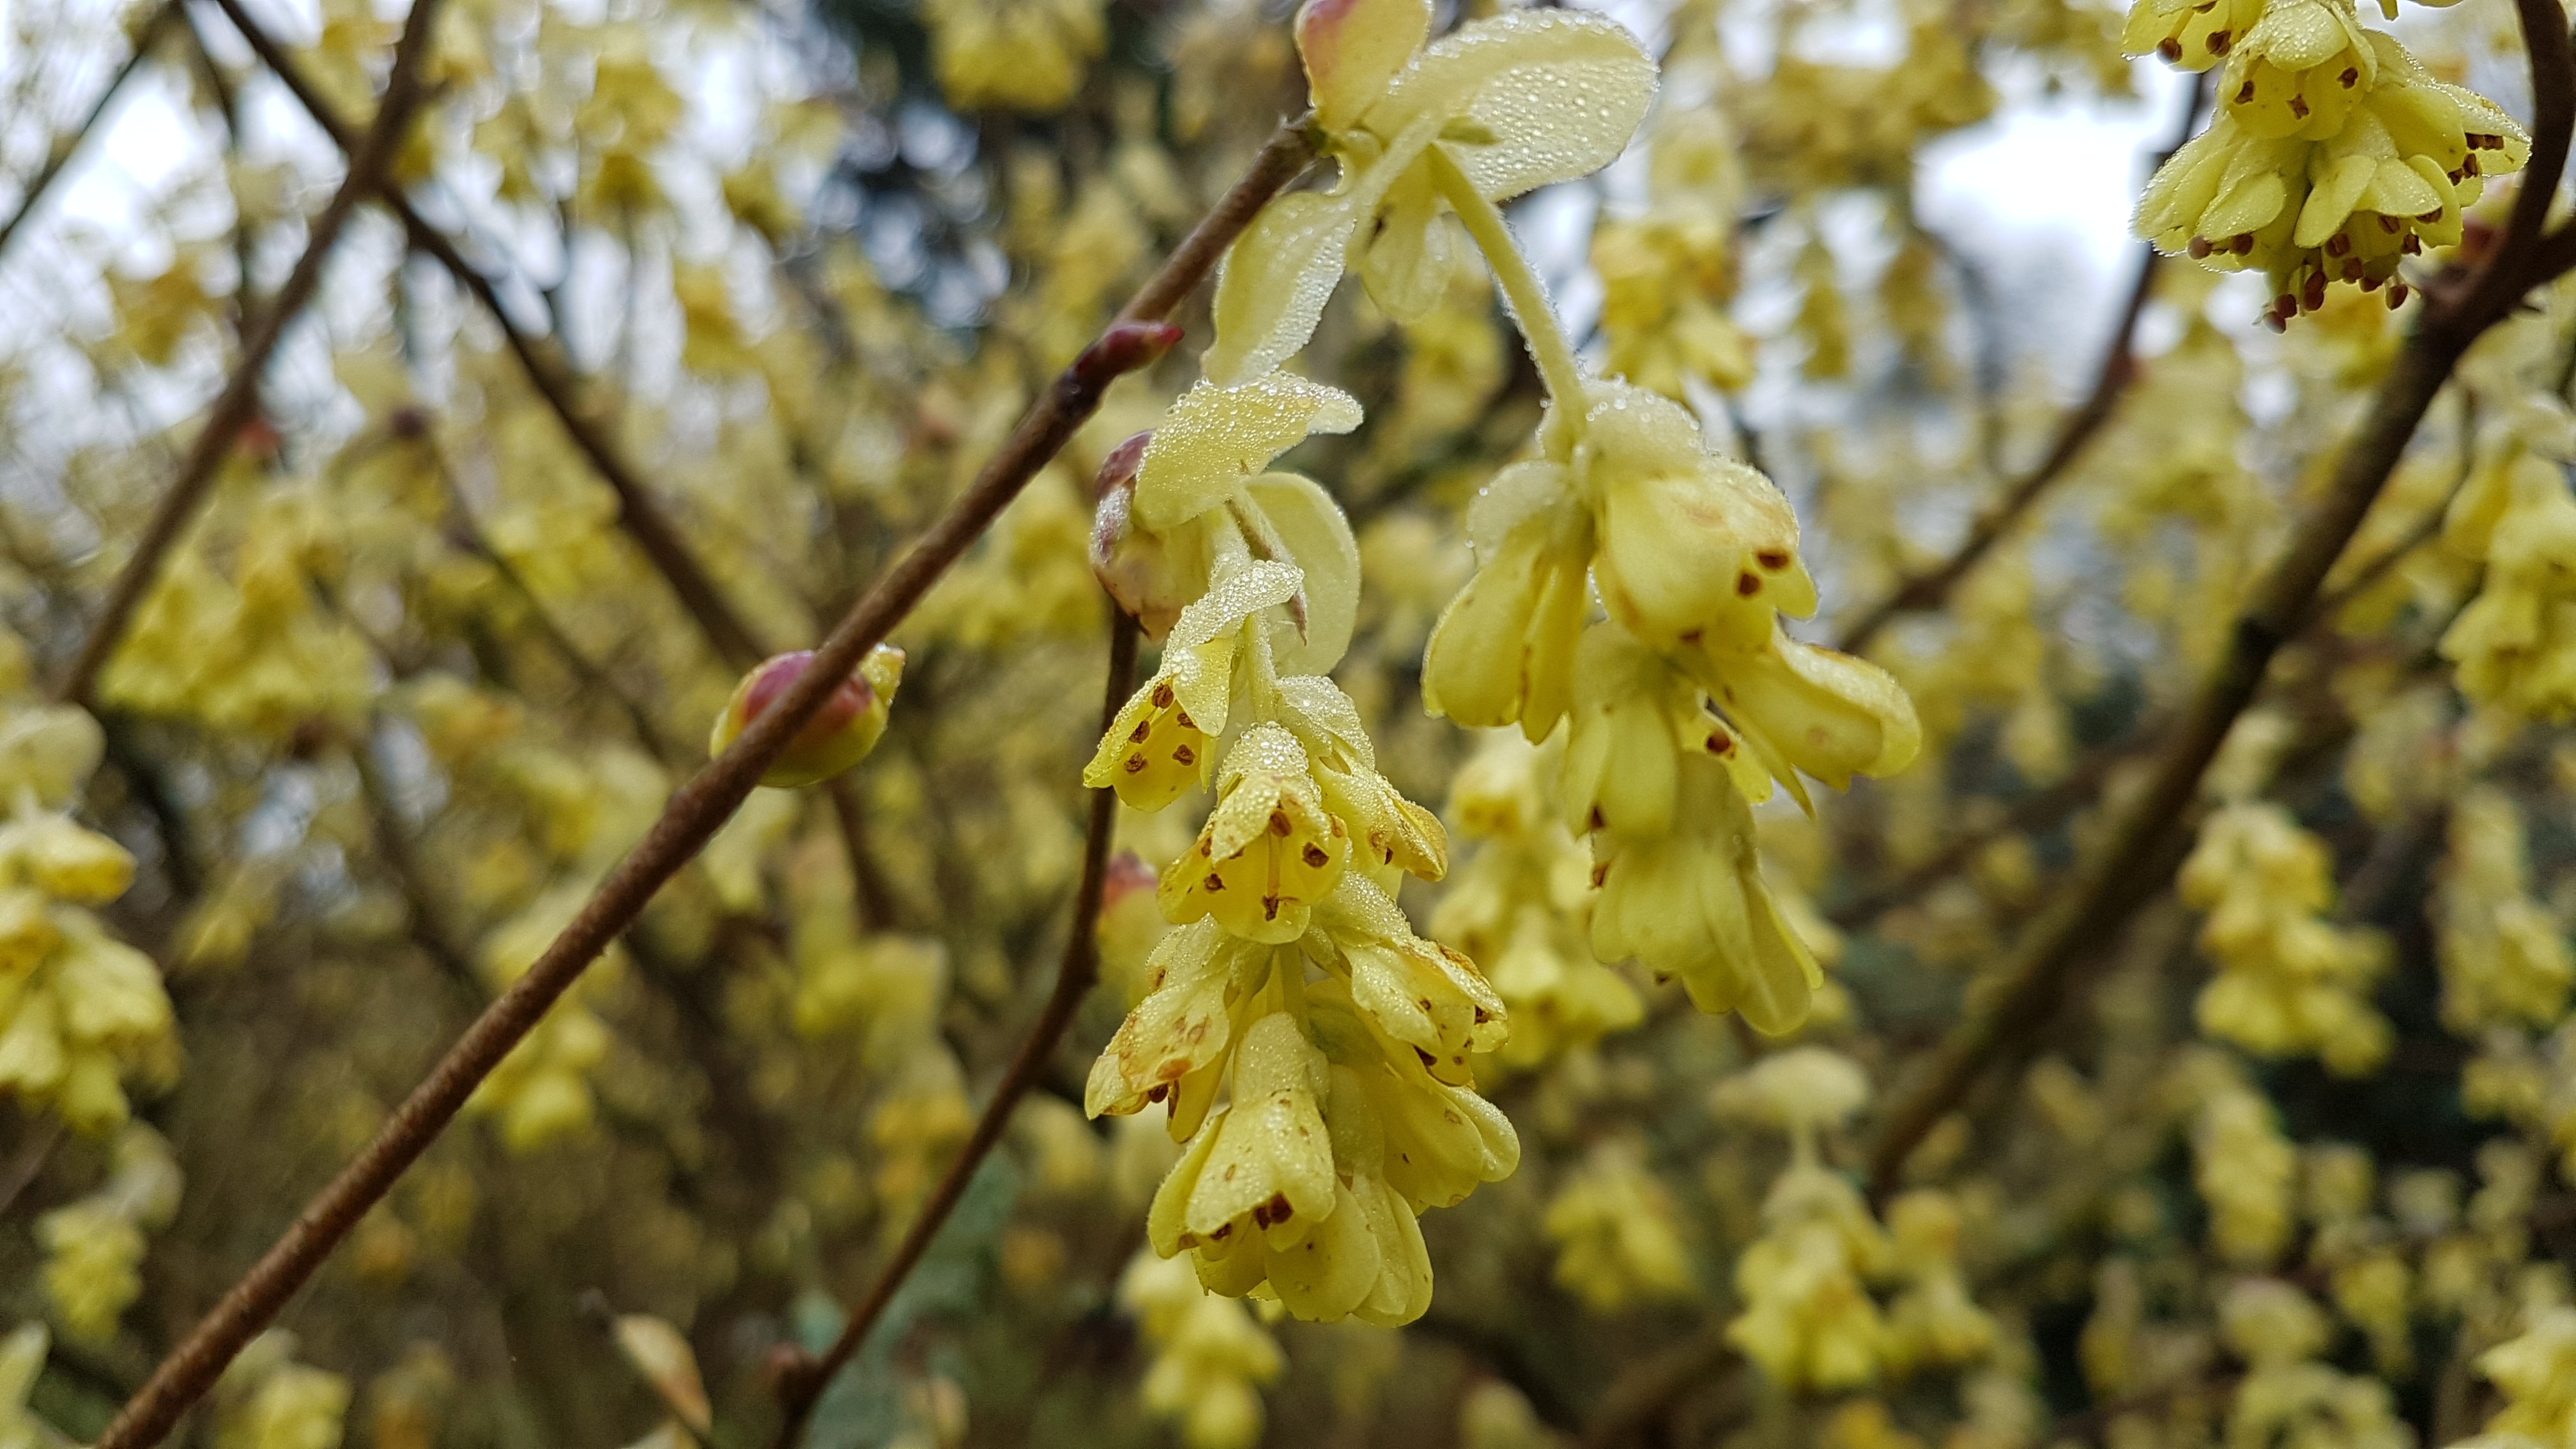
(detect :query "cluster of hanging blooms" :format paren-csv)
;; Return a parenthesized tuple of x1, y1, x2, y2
(2439, 398, 2576, 721)
(37, 1124, 181, 1344)
(2128, 0, 2532, 325)
(0, 647, 176, 1135)
(1115, 1248, 1283, 1449)
(1542, 1137, 1698, 1312)
(1709, 1048, 1995, 1391)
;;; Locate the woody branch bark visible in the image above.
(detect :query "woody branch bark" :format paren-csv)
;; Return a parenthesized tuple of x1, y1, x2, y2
(55, 0, 450, 708)
(1864, 0, 2576, 1199)
(0, 3, 178, 264)
(1834, 74, 2207, 657)
(86, 118, 1321, 1449)
(767, 610, 1141, 1449)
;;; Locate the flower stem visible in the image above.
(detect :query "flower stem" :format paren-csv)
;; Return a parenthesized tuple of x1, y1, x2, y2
(1428, 145, 1586, 455)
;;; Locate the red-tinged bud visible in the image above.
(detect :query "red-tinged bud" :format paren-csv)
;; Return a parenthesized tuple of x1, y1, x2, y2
(1073, 320, 1184, 388)
(709, 643, 905, 788)
(237, 415, 284, 466)
(1090, 431, 1193, 638)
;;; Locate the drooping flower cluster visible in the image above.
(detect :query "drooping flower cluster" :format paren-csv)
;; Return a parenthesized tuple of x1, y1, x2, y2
(2439, 401, 2576, 721)
(2130, 0, 2531, 324)
(2436, 787, 2573, 1034)
(1116, 1248, 1283, 1449)
(1543, 1137, 1698, 1312)
(0, 671, 175, 1135)
(2177, 800, 2393, 1075)
(2218, 1278, 2412, 1449)
(1426, 379, 1919, 1032)
(1431, 731, 1640, 1070)
(37, 1124, 181, 1344)
(1077, 0, 1730, 1326)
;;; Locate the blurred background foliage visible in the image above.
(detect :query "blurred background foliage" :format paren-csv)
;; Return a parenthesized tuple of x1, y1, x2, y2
(1, 0, 2573, 1445)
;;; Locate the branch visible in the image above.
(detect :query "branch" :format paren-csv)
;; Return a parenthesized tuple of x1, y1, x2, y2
(193, 0, 772, 671)
(1834, 74, 2206, 656)
(2451, 0, 2576, 328)
(768, 610, 1142, 1449)
(1865, 316, 2476, 1197)
(86, 119, 1319, 1449)
(0, 3, 178, 264)
(54, 0, 450, 709)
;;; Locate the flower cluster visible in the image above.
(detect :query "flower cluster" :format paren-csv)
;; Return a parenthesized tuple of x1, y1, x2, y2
(2440, 403, 2576, 720)
(1542, 1137, 1697, 1312)
(2177, 801, 2393, 1075)
(2436, 786, 2573, 1034)
(1116, 1248, 1283, 1449)
(1711, 1048, 1995, 1392)
(1430, 732, 1640, 1070)
(2218, 1278, 2411, 1449)
(37, 1124, 181, 1344)
(2130, 0, 2530, 324)
(0, 678, 174, 1135)
(1427, 378, 1919, 1032)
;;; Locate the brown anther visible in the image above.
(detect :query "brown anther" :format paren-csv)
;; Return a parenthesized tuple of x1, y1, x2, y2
(1587, 805, 1606, 831)
(1414, 1047, 1437, 1069)
(1145, 1084, 1169, 1103)
(2463, 155, 2480, 176)
(2232, 233, 2255, 254)
(2326, 233, 2349, 257)
(1129, 721, 1151, 742)
(1124, 756, 1147, 774)
(1706, 730, 1735, 755)
(1263, 896, 1281, 921)
(1174, 710, 1195, 730)
(2380, 215, 2402, 233)
(1172, 744, 1196, 765)
(2402, 234, 2421, 254)
(2388, 280, 2409, 309)
(1268, 809, 1291, 836)
(2418, 208, 2444, 224)
(1756, 549, 1791, 571)
(2158, 36, 2182, 59)
(2339, 66, 2358, 86)
(1735, 571, 1761, 597)
(2340, 258, 2363, 280)
(1302, 843, 1329, 868)
(2207, 29, 2230, 52)
(2189, 236, 2213, 259)
(2288, 96, 2308, 119)
(1151, 682, 1175, 708)
(2235, 80, 2256, 104)
(2301, 271, 2326, 312)
(1204, 873, 1225, 891)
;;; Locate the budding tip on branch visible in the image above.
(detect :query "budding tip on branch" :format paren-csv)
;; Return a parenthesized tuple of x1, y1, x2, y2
(1076, 321, 1186, 387)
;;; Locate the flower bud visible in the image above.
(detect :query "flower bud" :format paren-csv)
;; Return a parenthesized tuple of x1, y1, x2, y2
(709, 643, 905, 788)
(1090, 433, 1196, 638)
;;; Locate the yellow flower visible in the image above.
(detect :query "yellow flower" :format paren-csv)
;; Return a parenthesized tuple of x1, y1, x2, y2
(921, 0, 1107, 113)
(1156, 726, 1351, 944)
(1089, 562, 1303, 811)
(1420, 459, 1593, 740)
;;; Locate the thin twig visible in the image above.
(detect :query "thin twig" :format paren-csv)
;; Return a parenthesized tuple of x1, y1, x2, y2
(0, 3, 178, 264)
(55, 0, 450, 709)
(86, 119, 1317, 1449)
(768, 610, 1142, 1449)
(1834, 74, 2206, 656)
(0, 1115, 64, 1217)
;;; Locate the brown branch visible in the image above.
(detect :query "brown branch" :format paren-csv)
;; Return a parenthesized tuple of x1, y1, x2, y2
(194, 0, 771, 671)
(1864, 318, 2484, 1197)
(54, 0, 449, 709)
(86, 119, 1317, 1449)
(1834, 75, 2205, 657)
(0, 3, 177, 263)
(1578, 1324, 1736, 1449)
(768, 610, 1141, 1449)
(2451, 0, 2576, 328)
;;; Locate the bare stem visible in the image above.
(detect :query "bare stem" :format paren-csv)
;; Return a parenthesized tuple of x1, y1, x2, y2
(86, 119, 1317, 1449)
(55, 0, 450, 709)
(1430, 146, 1587, 452)
(768, 611, 1141, 1449)
(0, 3, 177, 264)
